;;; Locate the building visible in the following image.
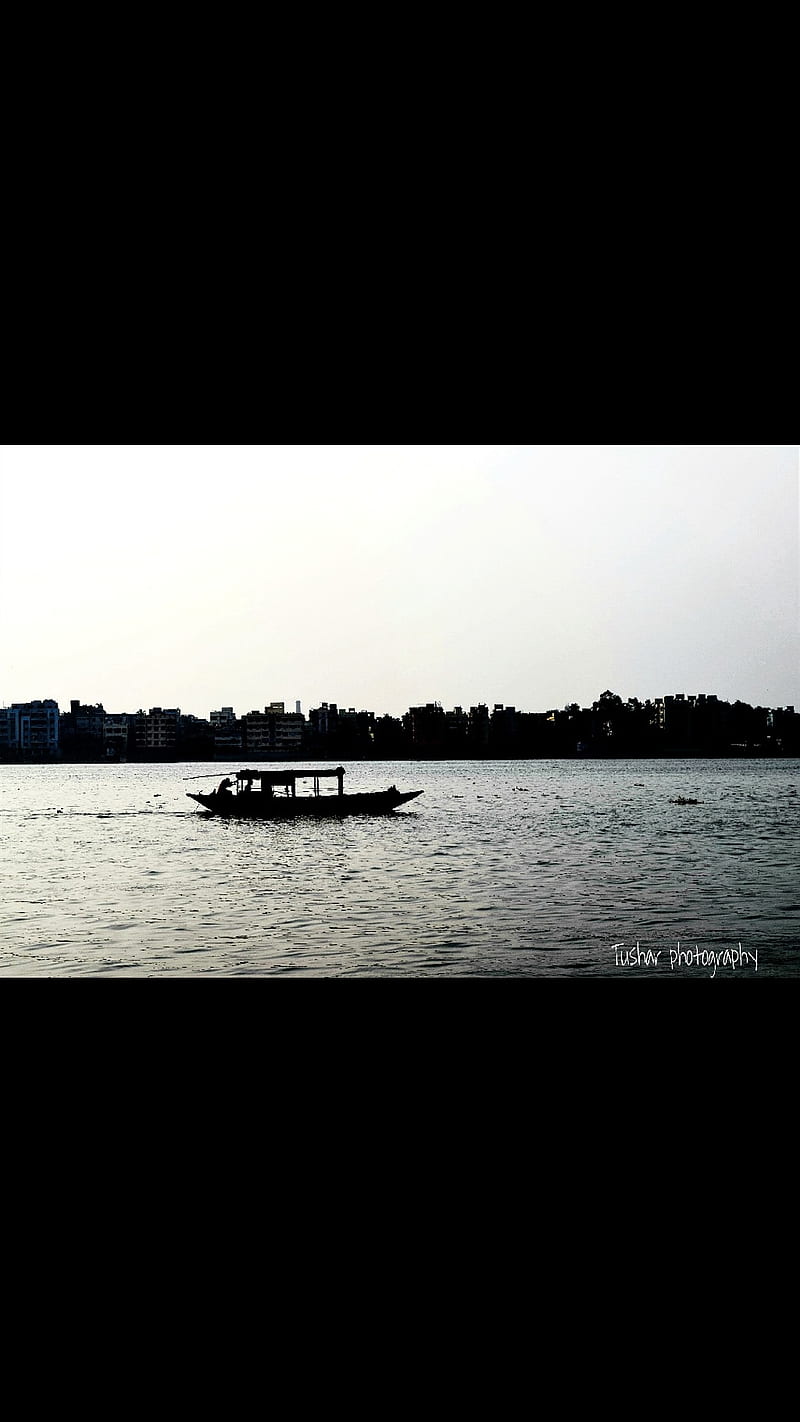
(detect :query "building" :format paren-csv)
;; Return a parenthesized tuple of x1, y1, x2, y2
(214, 727, 243, 755)
(309, 702, 338, 740)
(59, 700, 106, 758)
(242, 704, 305, 756)
(0, 700, 60, 755)
(273, 710, 305, 753)
(103, 714, 131, 757)
(70, 700, 105, 737)
(467, 703, 490, 750)
(490, 703, 517, 752)
(134, 707, 180, 753)
(0, 706, 20, 752)
(403, 703, 447, 754)
(209, 707, 242, 755)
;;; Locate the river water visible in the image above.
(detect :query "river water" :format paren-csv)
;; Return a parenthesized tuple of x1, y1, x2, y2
(1, 758, 798, 977)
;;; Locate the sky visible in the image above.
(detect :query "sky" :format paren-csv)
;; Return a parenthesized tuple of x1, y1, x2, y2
(1, 445, 797, 719)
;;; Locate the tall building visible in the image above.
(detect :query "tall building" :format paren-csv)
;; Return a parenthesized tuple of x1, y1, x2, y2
(309, 702, 338, 739)
(468, 703, 490, 750)
(242, 705, 305, 755)
(0, 706, 20, 751)
(103, 714, 131, 757)
(403, 703, 447, 753)
(0, 700, 59, 754)
(134, 707, 180, 752)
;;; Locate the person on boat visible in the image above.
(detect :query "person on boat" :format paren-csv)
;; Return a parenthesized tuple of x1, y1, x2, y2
(217, 777, 233, 798)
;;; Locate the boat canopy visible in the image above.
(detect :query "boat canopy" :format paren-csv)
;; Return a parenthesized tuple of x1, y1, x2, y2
(234, 767, 345, 797)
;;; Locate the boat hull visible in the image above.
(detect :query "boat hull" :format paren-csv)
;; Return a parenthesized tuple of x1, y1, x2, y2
(187, 788, 422, 818)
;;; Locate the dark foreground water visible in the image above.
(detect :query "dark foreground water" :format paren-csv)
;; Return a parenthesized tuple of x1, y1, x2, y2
(1, 759, 798, 977)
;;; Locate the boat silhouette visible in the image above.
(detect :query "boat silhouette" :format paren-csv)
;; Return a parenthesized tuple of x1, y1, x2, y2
(186, 766, 422, 818)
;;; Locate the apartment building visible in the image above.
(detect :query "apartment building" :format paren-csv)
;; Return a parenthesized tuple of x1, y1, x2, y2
(103, 714, 131, 756)
(242, 703, 304, 755)
(134, 707, 180, 752)
(0, 700, 59, 754)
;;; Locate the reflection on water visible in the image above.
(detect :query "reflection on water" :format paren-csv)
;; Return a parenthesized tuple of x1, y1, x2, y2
(1, 759, 798, 976)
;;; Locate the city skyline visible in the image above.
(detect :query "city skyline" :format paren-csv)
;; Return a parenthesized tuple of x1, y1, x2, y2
(2, 445, 797, 717)
(4, 686, 797, 760)
(2, 681, 798, 725)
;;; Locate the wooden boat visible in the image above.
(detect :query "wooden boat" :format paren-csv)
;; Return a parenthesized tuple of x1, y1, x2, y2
(186, 766, 423, 818)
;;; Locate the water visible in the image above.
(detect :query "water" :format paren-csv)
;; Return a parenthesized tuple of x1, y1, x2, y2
(1, 758, 798, 977)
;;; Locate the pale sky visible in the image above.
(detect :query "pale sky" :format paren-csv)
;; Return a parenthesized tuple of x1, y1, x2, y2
(1, 445, 797, 718)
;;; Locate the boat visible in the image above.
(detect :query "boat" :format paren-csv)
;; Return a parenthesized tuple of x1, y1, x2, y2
(186, 766, 423, 818)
